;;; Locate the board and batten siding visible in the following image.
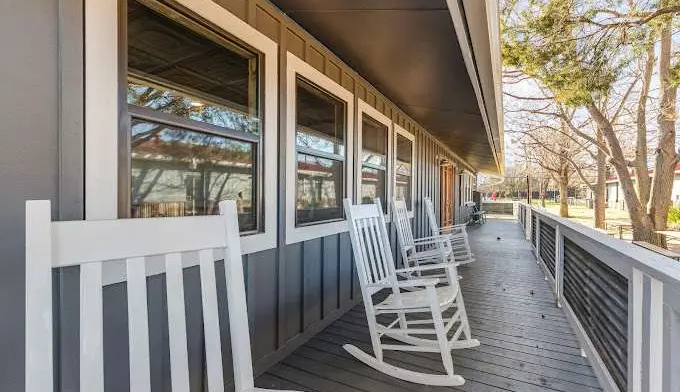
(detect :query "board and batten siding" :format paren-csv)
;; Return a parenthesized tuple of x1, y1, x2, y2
(0, 0, 477, 391)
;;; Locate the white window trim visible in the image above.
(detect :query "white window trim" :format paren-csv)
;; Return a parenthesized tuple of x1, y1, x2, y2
(356, 99, 393, 220)
(394, 124, 415, 218)
(85, 0, 278, 255)
(285, 52, 355, 245)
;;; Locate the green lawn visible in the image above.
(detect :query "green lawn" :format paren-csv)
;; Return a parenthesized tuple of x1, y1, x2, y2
(530, 201, 631, 229)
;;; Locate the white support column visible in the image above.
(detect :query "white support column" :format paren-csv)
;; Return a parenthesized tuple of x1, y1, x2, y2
(649, 277, 664, 392)
(630, 268, 643, 392)
(525, 207, 532, 241)
(535, 216, 541, 258)
(554, 224, 564, 307)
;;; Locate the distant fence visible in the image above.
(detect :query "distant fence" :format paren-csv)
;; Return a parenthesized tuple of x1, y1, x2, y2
(480, 202, 514, 215)
(516, 203, 680, 392)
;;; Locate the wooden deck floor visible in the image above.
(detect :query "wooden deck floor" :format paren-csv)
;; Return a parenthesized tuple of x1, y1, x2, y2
(255, 218, 603, 392)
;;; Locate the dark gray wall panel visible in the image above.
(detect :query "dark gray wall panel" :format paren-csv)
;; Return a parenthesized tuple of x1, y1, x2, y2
(0, 1, 59, 390)
(302, 239, 322, 328)
(338, 233, 354, 305)
(248, 249, 279, 361)
(282, 243, 303, 341)
(322, 236, 339, 316)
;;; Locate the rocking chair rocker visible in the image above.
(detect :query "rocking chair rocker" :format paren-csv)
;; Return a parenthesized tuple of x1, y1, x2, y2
(424, 197, 475, 265)
(343, 199, 479, 386)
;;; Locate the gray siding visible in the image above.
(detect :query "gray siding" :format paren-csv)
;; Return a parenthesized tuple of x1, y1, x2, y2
(0, 0, 474, 390)
(0, 0, 60, 391)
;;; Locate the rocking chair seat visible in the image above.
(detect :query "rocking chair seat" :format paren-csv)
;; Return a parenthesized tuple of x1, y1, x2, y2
(377, 285, 458, 311)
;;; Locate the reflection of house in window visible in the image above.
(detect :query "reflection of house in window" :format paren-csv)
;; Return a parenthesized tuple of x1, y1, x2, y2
(395, 133, 413, 209)
(130, 122, 256, 230)
(125, 0, 262, 232)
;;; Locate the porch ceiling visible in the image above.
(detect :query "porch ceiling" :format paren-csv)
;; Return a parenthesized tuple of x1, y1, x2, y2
(269, 0, 503, 174)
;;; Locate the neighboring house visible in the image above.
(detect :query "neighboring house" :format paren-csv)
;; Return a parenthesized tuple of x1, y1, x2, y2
(0, 0, 503, 390)
(605, 163, 680, 210)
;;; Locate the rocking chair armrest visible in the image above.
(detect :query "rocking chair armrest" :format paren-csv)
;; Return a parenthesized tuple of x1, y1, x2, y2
(412, 234, 452, 244)
(366, 278, 439, 289)
(438, 224, 467, 233)
(395, 263, 459, 274)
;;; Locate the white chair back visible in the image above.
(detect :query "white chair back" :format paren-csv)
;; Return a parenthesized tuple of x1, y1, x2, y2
(343, 199, 397, 296)
(25, 200, 256, 392)
(424, 197, 440, 236)
(391, 199, 416, 263)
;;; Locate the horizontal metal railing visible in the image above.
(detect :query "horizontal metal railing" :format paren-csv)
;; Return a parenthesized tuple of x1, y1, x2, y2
(514, 203, 680, 392)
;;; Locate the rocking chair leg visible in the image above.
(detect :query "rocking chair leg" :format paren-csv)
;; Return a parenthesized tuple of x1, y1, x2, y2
(365, 307, 384, 362)
(456, 292, 473, 340)
(429, 288, 455, 377)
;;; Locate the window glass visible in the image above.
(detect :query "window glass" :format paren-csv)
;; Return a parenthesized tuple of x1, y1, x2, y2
(295, 78, 346, 157)
(395, 134, 413, 209)
(296, 154, 344, 225)
(127, 0, 259, 134)
(361, 167, 386, 205)
(126, 0, 262, 232)
(361, 115, 387, 167)
(295, 77, 346, 225)
(130, 119, 256, 230)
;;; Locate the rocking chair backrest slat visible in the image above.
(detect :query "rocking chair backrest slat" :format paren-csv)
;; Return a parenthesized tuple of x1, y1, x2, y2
(344, 199, 396, 294)
(424, 198, 440, 236)
(25, 200, 257, 392)
(391, 199, 416, 263)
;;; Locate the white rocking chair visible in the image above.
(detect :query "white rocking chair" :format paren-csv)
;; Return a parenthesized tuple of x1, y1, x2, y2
(390, 198, 457, 283)
(424, 197, 475, 265)
(343, 199, 479, 386)
(25, 200, 301, 392)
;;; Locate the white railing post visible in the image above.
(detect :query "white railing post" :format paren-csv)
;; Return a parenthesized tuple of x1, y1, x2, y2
(554, 224, 564, 307)
(649, 277, 664, 392)
(525, 206, 532, 241)
(535, 215, 541, 259)
(630, 268, 643, 392)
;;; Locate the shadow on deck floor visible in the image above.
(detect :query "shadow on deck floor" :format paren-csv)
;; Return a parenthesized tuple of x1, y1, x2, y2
(255, 218, 602, 392)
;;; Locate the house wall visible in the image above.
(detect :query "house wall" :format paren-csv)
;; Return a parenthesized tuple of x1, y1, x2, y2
(0, 0, 477, 390)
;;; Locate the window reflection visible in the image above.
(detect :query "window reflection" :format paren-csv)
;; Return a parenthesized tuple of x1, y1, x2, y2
(127, 0, 259, 134)
(361, 167, 386, 209)
(361, 115, 387, 167)
(396, 134, 413, 209)
(130, 119, 256, 231)
(295, 78, 346, 156)
(295, 77, 346, 226)
(296, 154, 344, 225)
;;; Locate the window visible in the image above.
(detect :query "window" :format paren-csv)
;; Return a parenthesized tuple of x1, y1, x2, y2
(357, 99, 392, 214)
(394, 125, 415, 214)
(126, 0, 262, 232)
(286, 52, 354, 244)
(103, 0, 278, 254)
(295, 78, 346, 225)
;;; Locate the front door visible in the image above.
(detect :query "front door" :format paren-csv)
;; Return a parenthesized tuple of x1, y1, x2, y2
(440, 162, 455, 227)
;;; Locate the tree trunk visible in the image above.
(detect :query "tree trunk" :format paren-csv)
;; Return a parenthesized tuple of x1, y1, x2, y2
(635, 33, 655, 208)
(648, 10, 677, 240)
(585, 103, 656, 241)
(559, 172, 568, 217)
(594, 127, 606, 228)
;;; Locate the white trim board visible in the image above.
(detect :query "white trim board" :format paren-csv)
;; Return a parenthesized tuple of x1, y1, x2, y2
(85, 0, 278, 255)
(394, 124, 415, 218)
(356, 99, 393, 220)
(285, 51, 355, 245)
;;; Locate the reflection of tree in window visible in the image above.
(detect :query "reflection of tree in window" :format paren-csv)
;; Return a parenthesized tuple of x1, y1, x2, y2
(361, 114, 387, 212)
(295, 77, 346, 225)
(126, 0, 261, 232)
(395, 134, 413, 209)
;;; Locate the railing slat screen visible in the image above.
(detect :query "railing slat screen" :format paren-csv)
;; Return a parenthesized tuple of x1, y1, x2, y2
(531, 215, 537, 247)
(563, 238, 628, 391)
(539, 223, 556, 277)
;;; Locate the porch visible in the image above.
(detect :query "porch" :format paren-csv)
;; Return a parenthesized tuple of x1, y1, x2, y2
(255, 218, 603, 392)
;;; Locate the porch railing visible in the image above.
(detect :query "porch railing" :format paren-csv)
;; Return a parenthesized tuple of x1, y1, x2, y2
(514, 203, 680, 392)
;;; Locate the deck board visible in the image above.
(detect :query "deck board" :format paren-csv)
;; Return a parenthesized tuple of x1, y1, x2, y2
(256, 218, 603, 391)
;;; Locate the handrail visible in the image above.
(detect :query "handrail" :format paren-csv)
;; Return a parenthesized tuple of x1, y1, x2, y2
(523, 204, 680, 287)
(513, 202, 680, 392)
